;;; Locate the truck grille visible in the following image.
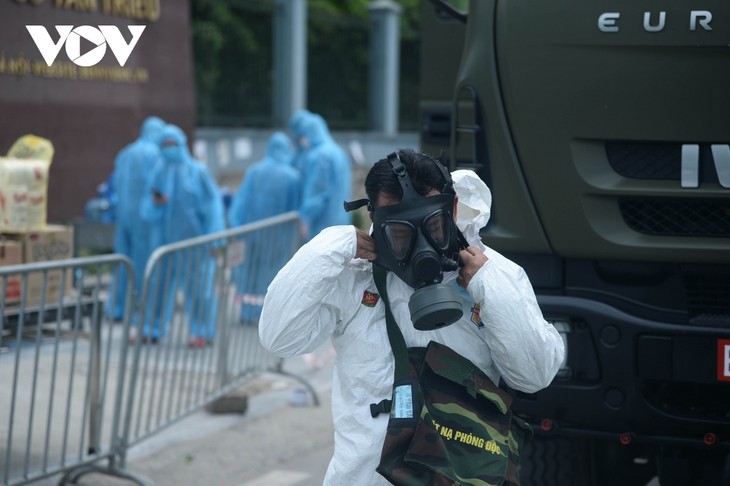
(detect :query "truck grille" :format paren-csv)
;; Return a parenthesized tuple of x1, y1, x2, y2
(606, 142, 722, 183)
(685, 273, 730, 322)
(606, 142, 681, 180)
(642, 381, 730, 423)
(619, 199, 730, 237)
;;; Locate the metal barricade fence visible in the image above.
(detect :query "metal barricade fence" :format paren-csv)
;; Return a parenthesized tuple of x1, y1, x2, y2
(115, 211, 310, 478)
(1, 212, 311, 485)
(0, 254, 134, 486)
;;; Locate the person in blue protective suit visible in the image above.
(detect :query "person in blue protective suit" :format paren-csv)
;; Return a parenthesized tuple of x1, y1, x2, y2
(138, 124, 226, 347)
(288, 109, 313, 172)
(106, 116, 165, 321)
(292, 112, 352, 241)
(84, 179, 117, 224)
(227, 131, 301, 323)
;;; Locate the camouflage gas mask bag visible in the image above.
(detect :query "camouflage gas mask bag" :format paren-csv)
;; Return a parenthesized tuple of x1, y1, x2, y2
(371, 266, 533, 486)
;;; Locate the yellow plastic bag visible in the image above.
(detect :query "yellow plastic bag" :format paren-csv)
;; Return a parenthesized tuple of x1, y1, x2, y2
(7, 134, 54, 164)
(2, 135, 54, 231)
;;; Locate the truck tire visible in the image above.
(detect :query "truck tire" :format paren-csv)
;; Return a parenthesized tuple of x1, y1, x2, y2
(657, 447, 730, 486)
(590, 439, 657, 486)
(520, 436, 657, 486)
(519, 436, 588, 486)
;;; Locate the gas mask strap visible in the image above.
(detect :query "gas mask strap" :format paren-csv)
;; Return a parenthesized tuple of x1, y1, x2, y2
(386, 152, 420, 200)
(456, 227, 469, 250)
(432, 153, 455, 194)
(343, 198, 371, 212)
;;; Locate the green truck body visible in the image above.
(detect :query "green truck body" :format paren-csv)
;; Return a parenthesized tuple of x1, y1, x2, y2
(419, 1, 730, 484)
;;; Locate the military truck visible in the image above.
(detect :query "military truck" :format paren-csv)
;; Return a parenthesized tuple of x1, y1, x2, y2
(419, 1, 730, 484)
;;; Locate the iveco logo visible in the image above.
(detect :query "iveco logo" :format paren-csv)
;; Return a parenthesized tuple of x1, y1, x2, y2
(598, 11, 712, 32)
(681, 144, 730, 188)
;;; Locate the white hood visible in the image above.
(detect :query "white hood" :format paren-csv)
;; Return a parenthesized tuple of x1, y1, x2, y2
(453, 169, 492, 246)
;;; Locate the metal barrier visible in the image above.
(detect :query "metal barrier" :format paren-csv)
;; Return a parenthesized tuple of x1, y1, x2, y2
(64, 211, 310, 484)
(1, 212, 310, 485)
(0, 254, 134, 486)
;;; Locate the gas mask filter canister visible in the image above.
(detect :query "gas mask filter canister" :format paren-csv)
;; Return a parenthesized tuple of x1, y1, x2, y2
(347, 152, 467, 331)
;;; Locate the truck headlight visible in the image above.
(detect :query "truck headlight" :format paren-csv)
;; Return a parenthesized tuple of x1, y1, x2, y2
(549, 318, 571, 379)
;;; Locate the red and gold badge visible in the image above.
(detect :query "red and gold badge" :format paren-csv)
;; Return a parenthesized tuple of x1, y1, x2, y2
(470, 303, 484, 328)
(362, 290, 379, 307)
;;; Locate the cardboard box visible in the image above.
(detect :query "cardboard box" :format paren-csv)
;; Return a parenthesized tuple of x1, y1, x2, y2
(21, 225, 74, 306)
(0, 238, 23, 304)
(0, 225, 74, 307)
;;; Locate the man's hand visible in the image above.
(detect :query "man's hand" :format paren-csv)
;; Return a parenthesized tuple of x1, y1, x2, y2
(152, 189, 168, 205)
(456, 246, 488, 288)
(355, 228, 376, 261)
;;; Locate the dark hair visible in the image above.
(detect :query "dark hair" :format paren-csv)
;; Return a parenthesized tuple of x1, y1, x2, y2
(365, 149, 451, 207)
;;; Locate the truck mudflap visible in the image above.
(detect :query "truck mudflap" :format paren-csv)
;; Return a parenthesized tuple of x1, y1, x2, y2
(512, 295, 730, 448)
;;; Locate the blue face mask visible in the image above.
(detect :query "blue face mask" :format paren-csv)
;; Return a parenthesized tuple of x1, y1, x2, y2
(162, 145, 185, 163)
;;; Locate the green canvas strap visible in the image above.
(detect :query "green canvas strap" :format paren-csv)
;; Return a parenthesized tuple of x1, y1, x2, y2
(371, 265, 411, 418)
(373, 265, 410, 382)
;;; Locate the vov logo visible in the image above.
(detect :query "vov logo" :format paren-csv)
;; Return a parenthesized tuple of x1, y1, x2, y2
(26, 25, 146, 67)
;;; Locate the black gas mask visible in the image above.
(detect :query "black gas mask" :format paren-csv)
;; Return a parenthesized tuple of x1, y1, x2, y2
(345, 152, 468, 331)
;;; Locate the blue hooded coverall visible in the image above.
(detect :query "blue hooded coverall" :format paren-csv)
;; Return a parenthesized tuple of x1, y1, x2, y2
(227, 131, 301, 322)
(288, 109, 313, 171)
(140, 125, 226, 342)
(107, 116, 165, 321)
(292, 113, 352, 241)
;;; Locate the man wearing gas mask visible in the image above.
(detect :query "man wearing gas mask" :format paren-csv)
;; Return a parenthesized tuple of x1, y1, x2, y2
(259, 149, 564, 485)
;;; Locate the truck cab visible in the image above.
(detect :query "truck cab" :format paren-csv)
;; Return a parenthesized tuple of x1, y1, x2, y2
(419, 1, 730, 484)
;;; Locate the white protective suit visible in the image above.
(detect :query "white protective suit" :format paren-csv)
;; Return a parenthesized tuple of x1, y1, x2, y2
(259, 170, 565, 485)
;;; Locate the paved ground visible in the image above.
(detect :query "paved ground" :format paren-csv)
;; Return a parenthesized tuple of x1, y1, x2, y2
(123, 379, 335, 486)
(32, 347, 337, 486)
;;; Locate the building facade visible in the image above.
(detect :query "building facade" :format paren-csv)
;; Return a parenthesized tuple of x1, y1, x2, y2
(0, 0, 195, 222)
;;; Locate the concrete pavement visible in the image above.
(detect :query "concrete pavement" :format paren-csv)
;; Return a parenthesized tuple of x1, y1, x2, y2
(34, 347, 337, 486)
(124, 379, 334, 486)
